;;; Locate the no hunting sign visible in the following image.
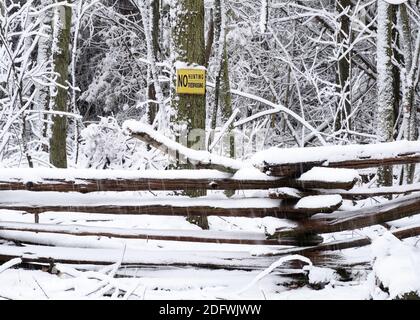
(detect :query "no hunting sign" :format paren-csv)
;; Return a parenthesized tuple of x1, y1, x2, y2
(176, 68, 206, 95)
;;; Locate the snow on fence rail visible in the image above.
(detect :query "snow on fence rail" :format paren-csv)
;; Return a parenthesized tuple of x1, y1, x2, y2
(0, 221, 308, 246)
(0, 167, 358, 193)
(252, 140, 420, 177)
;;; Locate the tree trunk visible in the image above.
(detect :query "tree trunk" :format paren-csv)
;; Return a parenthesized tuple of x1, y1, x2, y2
(147, 0, 160, 126)
(171, 0, 208, 229)
(36, 0, 53, 149)
(50, 0, 72, 168)
(220, 41, 234, 159)
(211, 0, 233, 158)
(204, 9, 214, 68)
(210, 0, 223, 143)
(376, 1, 396, 188)
(400, 5, 419, 184)
(391, 7, 401, 135)
(335, 0, 352, 132)
(171, 0, 206, 148)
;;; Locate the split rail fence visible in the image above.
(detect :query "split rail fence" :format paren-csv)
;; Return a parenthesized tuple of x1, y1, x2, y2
(1, 124, 420, 270)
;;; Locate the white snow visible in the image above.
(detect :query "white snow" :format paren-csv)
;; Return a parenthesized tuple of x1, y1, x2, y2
(174, 61, 206, 70)
(1, 0, 420, 302)
(383, 0, 408, 4)
(299, 167, 360, 183)
(303, 265, 338, 285)
(295, 195, 343, 209)
(269, 187, 303, 199)
(259, 0, 268, 33)
(370, 232, 420, 299)
(232, 167, 277, 180)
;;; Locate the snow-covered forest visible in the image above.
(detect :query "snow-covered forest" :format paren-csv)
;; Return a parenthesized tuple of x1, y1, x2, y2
(0, 0, 420, 301)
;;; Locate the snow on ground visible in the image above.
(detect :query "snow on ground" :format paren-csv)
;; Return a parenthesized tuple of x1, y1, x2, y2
(0, 232, 420, 299)
(2, 239, 418, 300)
(1, 189, 420, 300)
(370, 232, 420, 299)
(0, 265, 301, 300)
(299, 167, 360, 183)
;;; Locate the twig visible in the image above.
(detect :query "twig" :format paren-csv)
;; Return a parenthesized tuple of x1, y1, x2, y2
(33, 276, 49, 299)
(0, 258, 22, 274)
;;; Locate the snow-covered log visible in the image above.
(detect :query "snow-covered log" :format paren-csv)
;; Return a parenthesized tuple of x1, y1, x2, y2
(0, 178, 356, 193)
(0, 168, 358, 192)
(253, 141, 420, 177)
(0, 200, 340, 219)
(274, 193, 420, 238)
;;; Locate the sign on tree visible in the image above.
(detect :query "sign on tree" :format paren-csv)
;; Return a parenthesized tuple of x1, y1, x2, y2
(176, 68, 206, 95)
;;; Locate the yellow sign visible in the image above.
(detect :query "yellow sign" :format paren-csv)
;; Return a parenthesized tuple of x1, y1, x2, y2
(176, 69, 206, 95)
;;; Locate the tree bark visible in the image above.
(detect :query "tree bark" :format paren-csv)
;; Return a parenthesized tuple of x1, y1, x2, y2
(171, 0, 206, 151)
(400, 5, 420, 184)
(376, 1, 396, 188)
(210, 0, 234, 158)
(50, 0, 72, 168)
(147, 0, 161, 125)
(204, 9, 214, 68)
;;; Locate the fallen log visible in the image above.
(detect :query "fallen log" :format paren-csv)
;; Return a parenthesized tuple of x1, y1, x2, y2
(274, 193, 420, 238)
(123, 121, 244, 173)
(252, 141, 420, 177)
